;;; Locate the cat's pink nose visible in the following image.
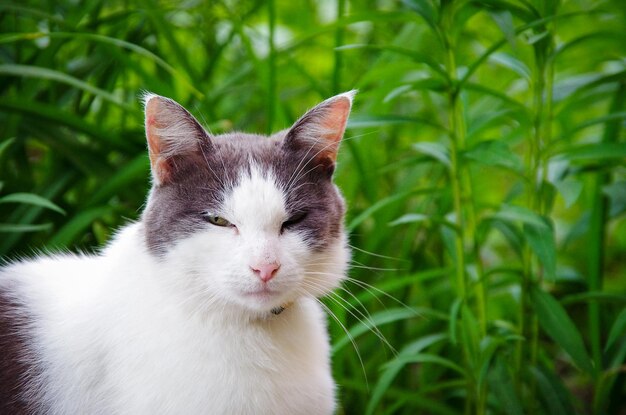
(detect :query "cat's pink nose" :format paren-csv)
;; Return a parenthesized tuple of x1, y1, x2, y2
(251, 262, 281, 282)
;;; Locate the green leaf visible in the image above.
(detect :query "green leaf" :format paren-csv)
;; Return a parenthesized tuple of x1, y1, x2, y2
(336, 44, 449, 80)
(352, 268, 453, 305)
(0, 137, 15, 158)
(347, 187, 437, 231)
(389, 213, 429, 226)
(0, 193, 65, 215)
(552, 31, 626, 61)
(459, 11, 595, 88)
(0, 64, 136, 112)
(530, 366, 577, 415)
(389, 213, 458, 230)
(85, 155, 149, 207)
(464, 140, 523, 173)
(489, 9, 516, 47)
(603, 181, 626, 217)
(0, 99, 112, 145)
(561, 291, 626, 306)
(463, 82, 530, 116)
(466, 109, 515, 140)
(347, 115, 445, 131)
(402, 0, 439, 32)
(381, 353, 466, 376)
(523, 220, 556, 281)
(448, 297, 463, 345)
(566, 112, 626, 136)
(0, 223, 53, 233)
(489, 204, 548, 229)
(47, 206, 113, 247)
(0, 31, 203, 99)
(606, 308, 626, 352)
(489, 358, 524, 415)
(531, 287, 594, 374)
(332, 307, 427, 354)
(413, 142, 450, 167)
(554, 178, 583, 208)
(366, 333, 447, 415)
(552, 142, 626, 163)
(489, 52, 531, 81)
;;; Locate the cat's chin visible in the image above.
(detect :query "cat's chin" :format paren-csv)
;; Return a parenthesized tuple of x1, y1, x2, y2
(241, 288, 279, 302)
(233, 287, 292, 313)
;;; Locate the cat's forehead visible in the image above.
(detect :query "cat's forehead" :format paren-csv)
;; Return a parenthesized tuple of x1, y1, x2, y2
(211, 132, 284, 159)
(207, 131, 320, 192)
(223, 165, 287, 230)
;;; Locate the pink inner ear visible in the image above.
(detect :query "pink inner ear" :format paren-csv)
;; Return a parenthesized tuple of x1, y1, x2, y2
(319, 97, 351, 161)
(145, 98, 172, 184)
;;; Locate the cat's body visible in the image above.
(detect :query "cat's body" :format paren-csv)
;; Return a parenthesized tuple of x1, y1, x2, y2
(0, 92, 355, 414)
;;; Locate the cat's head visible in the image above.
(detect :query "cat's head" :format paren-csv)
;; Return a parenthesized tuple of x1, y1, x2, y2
(140, 92, 354, 316)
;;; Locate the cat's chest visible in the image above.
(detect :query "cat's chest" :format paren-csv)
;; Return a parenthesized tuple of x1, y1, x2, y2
(94, 300, 334, 415)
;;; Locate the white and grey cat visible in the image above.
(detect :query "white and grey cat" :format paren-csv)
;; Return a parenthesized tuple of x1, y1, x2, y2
(0, 91, 355, 414)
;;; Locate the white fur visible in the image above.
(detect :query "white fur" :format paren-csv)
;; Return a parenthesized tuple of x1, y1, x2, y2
(1, 168, 349, 415)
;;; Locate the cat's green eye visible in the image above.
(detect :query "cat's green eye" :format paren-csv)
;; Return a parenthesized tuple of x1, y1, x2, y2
(203, 214, 232, 227)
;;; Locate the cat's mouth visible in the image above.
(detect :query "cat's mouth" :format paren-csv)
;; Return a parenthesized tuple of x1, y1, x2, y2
(242, 287, 278, 300)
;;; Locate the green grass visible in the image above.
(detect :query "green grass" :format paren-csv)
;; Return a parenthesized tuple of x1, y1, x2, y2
(2, 0, 626, 413)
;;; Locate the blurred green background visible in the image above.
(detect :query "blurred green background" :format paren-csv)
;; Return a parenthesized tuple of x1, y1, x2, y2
(1, 0, 626, 413)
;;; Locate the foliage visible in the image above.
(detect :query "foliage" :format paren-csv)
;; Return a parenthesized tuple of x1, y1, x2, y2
(1, 0, 626, 413)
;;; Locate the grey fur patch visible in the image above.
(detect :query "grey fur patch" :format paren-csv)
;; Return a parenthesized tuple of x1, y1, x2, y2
(0, 282, 42, 414)
(142, 130, 345, 255)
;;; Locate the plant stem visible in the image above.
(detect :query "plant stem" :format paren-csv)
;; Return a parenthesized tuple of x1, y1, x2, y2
(444, 22, 466, 312)
(443, 9, 485, 412)
(589, 84, 626, 410)
(517, 15, 556, 407)
(332, 0, 345, 94)
(267, 0, 276, 134)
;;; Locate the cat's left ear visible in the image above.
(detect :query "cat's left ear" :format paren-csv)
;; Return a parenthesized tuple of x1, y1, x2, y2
(283, 90, 356, 172)
(143, 93, 210, 186)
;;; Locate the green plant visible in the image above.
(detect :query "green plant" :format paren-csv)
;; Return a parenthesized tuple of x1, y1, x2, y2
(1, 0, 625, 413)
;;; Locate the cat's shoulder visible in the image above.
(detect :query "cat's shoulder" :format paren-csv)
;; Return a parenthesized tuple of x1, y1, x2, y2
(0, 222, 145, 282)
(0, 251, 95, 285)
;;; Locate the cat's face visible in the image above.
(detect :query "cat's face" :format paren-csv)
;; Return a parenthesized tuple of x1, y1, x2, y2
(141, 93, 353, 316)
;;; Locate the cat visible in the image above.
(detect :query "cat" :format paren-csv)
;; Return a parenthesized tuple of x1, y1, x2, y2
(0, 90, 355, 414)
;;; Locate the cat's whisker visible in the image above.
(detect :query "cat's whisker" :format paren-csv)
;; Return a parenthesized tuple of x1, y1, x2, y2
(302, 278, 396, 355)
(286, 130, 375, 192)
(305, 292, 369, 389)
(285, 133, 349, 192)
(289, 130, 376, 190)
(303, 269, 419, 317)
(304, 270, 389, 309)
(198, 139, 228, 190)
(307, 260, 401, 272)
(349, 261, 402, 272)
(348, 262, 402, 272)
(348, 244, 405, 262)
(284, 182, 315, 199)
(344, 277, 423, 318)
(283, 141, 319, 192)
(289, 158, 330, 188)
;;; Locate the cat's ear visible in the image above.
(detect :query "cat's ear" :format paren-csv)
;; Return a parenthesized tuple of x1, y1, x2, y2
(143, 93, 210, 186)
(284, 91, 356, 172)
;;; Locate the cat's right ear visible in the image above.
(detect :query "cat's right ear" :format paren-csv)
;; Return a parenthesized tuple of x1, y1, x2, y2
(143, 93, 210, 186)
(283, 91, 355, 175)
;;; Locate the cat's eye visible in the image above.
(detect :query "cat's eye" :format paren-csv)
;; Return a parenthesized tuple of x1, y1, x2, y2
(203, 214, 232, 227)
(281, 212, 307, 233)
